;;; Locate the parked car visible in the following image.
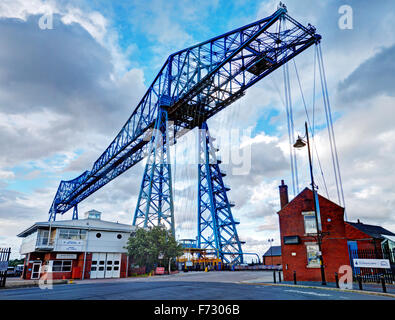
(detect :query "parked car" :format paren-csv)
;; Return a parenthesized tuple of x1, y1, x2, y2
(6, 266, 16, 277)
(15, 264, 24, 276)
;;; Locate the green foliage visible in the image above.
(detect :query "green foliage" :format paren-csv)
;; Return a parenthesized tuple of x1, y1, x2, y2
(125, 225, 184, 270)
(8, 259, 24, 267)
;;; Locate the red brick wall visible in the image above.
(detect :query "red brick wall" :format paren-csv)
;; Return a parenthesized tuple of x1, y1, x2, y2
(345, 224, 382, 251)
(120, 253, 128, 278)
(262, 256, 282, 266)
(279, 188, 350, 283)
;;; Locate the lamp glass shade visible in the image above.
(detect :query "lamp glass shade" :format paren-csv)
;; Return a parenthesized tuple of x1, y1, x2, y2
(293, 137, 306, 148)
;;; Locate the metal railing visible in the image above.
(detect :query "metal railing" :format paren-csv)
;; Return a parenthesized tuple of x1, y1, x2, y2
(349, 249, 395, 284)
(0, 248, 11, 287)
(36, 237, 55, 248)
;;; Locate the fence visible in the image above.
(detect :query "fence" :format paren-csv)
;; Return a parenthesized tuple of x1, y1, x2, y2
(234, 264, 282, 271)
(0, 248, 11, 287)
(348, 248, 395, 284)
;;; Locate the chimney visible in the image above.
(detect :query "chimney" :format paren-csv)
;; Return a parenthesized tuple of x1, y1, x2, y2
(279, 180, 289, 209)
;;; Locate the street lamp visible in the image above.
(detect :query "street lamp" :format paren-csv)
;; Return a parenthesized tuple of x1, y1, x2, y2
(293, 121, 327, 285)
(268, 239, 274, 266)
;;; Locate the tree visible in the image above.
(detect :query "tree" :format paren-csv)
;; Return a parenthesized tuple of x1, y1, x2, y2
(8, 259, 24, 267)
(125, 225, 184, 275)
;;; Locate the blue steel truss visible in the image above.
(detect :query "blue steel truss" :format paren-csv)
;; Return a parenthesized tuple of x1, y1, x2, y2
(49, 6, 321, 221)
(132, 105, 175, 235)
(197, 122, 244, 264)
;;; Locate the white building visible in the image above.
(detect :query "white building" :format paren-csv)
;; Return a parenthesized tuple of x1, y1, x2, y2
(17, 210, 135, 280)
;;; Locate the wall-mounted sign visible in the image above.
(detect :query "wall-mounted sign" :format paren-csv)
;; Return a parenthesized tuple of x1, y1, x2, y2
(155, 267, 165, 275)
(59, 240, 84, 246)
(284, 235, 300, 245)
(64, 247, 79, 251)
(56, 254, 77, 259)
(353, 259, 390, 269)
(186, 261, 193, 267)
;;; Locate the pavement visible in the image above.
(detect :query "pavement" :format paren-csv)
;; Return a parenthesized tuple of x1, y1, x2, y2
(0, 271, 394, 300)
(240, 277, 395, 298)
(3, 277, 68, 288)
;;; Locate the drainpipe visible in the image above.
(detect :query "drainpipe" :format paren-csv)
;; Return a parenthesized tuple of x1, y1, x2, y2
(126, 255, 129, 278)
(81, 222, 90, 280)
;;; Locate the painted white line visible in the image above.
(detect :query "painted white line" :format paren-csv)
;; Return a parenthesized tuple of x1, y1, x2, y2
(285, 289, 331, 297)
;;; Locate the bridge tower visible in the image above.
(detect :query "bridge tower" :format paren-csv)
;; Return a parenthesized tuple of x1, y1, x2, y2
(197, 122, 244, 264)
(132, 101, 175, 235)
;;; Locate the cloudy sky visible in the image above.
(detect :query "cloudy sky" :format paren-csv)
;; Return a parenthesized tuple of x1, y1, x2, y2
(0, 0, 394, 261)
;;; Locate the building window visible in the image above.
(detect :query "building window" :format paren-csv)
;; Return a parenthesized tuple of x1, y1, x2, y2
(96, 233, 101, 238)
(302, 211, 317, 234)
(52, 260, 72, 272)
(117, 234, 122, 239)
(306, 244, 320, 267)
(58, 228, 87, 240)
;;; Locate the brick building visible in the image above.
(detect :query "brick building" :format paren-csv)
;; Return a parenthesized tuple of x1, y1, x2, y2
(277, 180, 350, 283)
(262, 245, 282, 266)
(345, 220, 395, 252)
(345, 220, 395, 272)
(17, 210, 135, 280)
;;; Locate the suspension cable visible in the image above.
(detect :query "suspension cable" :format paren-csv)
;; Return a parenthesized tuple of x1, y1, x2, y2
(283, 61, 299, 196)
(292, 57, 330, 199)
(316, 43, 346, 218)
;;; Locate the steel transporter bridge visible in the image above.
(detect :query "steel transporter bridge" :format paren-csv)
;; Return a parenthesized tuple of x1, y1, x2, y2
(48, 5, 325, 264)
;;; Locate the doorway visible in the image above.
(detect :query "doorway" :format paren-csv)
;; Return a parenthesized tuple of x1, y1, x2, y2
(31, 263, 41, 279)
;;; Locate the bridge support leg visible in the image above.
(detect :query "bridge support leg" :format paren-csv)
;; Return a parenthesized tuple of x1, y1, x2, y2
(197, 122, 243, 264)
(72, 205, 78, 220)
(132, 107, 175, 235)
(48, 203, 56, 222)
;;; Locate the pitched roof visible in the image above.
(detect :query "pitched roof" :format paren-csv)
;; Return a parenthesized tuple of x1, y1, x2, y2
(17, 218, 135, 237)
(277, 187, 344, 213)
(346, 221, 395, 239)
(263, 245, 281, 257)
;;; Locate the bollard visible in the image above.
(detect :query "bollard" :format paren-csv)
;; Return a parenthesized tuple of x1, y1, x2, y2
(293, 271, 297, 285)
(278, 270, 281, 283)
(335, 272, 339, 288)
(357, 275, 363, 290)
(273, 270, 276, 283)
(381, 275, 387, 293)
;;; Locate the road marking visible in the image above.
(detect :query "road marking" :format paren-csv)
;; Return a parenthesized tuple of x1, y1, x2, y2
(285, 289, 331, 297)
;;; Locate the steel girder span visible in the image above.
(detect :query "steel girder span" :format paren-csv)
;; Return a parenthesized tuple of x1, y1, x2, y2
(49, 6, 321, 221)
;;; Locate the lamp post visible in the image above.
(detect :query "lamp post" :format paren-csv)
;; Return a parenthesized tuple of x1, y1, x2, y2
(293, 121, 327, 285)
(268, 239, 274, 266)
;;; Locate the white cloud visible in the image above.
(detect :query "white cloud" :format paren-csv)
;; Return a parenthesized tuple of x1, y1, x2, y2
(0, 170, 14, 180)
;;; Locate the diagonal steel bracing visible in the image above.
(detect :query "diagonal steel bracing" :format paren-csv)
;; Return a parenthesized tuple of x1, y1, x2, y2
(132, 106, 175, 235)
(197, 122, 243, 264)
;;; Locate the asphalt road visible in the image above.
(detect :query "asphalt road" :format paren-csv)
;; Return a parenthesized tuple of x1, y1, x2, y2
(0, 271, 393, 300)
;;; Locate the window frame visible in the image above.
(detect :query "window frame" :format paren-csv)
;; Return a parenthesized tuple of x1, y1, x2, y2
(302, 211, 318, 235)
(51, 260, 73, 272)
(58, 228, 87, 240)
